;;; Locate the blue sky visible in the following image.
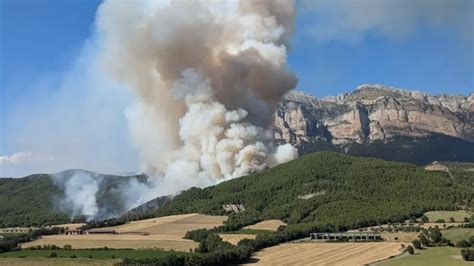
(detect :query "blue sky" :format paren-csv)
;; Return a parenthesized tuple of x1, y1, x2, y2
(0, 0, 473, 177)
(1, 0, 473, 99)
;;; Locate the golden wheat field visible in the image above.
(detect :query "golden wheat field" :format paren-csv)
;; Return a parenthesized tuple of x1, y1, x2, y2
(249, 242, 407, 266)
(243, 220, 286, 231)
(22, 214, 227, 251)
(219, 234, 256, 245)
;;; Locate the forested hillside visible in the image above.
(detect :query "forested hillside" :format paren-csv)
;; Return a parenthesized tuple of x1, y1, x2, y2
(0, 175, 69, 227)
(0, 171, 147, 227)
(143, 152, 473, 228)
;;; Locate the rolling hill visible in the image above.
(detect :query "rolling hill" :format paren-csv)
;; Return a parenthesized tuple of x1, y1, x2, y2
(0, 170, 148, 227)
(1, 153, 473, 229)
(132, 152, 474, 229)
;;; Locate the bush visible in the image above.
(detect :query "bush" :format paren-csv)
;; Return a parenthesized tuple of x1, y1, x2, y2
(47, 252, 57, 258)
(457, 240, 471, 248)
(436, 219, 446, 223)
(461, 248, 474, 261)
(63, 244, 72, 250)
(412, 239, 422, 249)
(406, 245, 414, 255)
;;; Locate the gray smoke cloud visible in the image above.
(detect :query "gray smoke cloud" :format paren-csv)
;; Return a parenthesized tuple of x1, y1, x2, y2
(93, 0, 299, 195)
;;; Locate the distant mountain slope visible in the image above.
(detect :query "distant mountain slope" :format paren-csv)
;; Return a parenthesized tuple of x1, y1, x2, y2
(274, 84, 474, 164)
(0, 170, 148, 227)
(141, 152, 473, 227)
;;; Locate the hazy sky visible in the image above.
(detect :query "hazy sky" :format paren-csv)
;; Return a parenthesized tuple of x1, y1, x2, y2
(1, 0, 473, 177)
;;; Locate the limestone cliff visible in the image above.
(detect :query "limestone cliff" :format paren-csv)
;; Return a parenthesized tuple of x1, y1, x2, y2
(274, 84, 474, 163)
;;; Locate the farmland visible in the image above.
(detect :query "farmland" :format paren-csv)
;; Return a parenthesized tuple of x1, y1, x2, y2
(0, 257, 119, 266)
(0, 249, 189, 259)
(243, 220, 286, 231)
(377, 247, 470, 266)
(249, 242, 407, 265)
(21, 214, 226, 251)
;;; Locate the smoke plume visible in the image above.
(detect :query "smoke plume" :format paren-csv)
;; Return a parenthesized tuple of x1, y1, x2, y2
(94, 0, 299, 195)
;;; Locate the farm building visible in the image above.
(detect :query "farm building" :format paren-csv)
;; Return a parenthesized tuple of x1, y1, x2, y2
(310, 232, 382, 242)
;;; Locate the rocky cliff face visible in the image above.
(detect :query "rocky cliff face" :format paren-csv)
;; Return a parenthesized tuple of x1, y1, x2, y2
(274, 84, 474, 162)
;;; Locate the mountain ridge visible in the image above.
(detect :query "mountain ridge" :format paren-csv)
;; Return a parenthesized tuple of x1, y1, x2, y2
(274, 84, 473, 164)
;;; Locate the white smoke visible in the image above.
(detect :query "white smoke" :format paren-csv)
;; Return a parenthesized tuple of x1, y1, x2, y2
(94, 0, 299, 196)
(53, 170, 101, 219)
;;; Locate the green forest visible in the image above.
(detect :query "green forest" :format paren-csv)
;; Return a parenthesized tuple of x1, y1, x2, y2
(142, 152, 473, 229)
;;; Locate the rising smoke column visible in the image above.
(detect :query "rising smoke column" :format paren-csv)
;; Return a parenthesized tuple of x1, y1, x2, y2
(96, 0, 298, 195)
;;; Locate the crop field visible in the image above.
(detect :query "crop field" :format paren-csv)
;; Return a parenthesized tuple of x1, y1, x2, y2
(443, 228, 474, 243)
(219, 234, 256, 245)
(243, 220, 286, 231)
(0, 257, 119, 266)
(0, 249, 189, 259)
(377, 247, 470, 266)
(424, 211, 471, 222)
(21, 213, 227, 251)
(381, 232, 419, 243)
(250, 242, 407, 265)
(51, 223, 86, 229)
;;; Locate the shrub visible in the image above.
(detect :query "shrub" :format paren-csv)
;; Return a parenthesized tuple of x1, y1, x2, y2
(47, 252, 57, 258)
(457, 240, 471, 248)
(461, 248, 474, 261)
(406, 245, 414, 255)
(63, 244, 72, 250)
(412, 239, 422, 249)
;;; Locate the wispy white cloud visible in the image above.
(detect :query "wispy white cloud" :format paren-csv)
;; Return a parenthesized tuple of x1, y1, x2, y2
(1, 39, 138, 178)
(299, 0, 474, 43)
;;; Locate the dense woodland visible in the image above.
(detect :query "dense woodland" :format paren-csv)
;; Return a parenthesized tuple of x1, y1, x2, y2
(135, 152, 473, 229)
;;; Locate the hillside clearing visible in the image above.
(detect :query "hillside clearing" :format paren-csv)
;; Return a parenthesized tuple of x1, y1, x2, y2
(243, 220, 286, 231)
(376, 247, 470, 266)
(424, 211, 471, 222)
(249, 242, 407, 265)
(21, 214, 227, 251)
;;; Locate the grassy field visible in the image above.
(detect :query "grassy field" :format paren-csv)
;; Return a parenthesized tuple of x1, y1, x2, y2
(250, 242, 407, 265)
(443, 228, 474, 243)
(21, 213, 227, 251)
(424, 211, 472, 222)
(0, 257, 119, 266)
(376, 247, 470, 266)
(0, 249, 190, 259)
(243, 220, 286, 231)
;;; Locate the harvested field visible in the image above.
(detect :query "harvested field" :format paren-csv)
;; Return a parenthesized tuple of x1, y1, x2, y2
(249, 242, 407, 265)
(0, 258, 119, 266)
(22, 213, 227, 251)
(243, 220, 286, 231)
(219, 234, 256, 245)
(21, 234, 198, 251)
(381, 232, 419, 243)
(52, 223, 86, 229)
